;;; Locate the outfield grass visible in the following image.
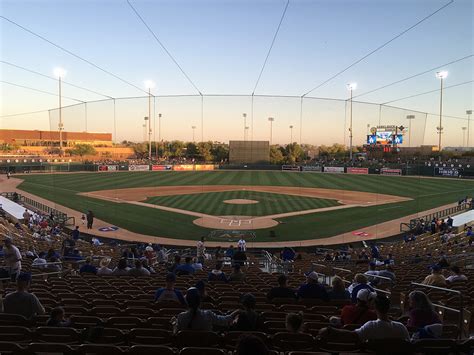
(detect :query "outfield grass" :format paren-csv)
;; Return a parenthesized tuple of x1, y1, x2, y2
(145, 190, 340, 216)
(15, 171, 474, 242)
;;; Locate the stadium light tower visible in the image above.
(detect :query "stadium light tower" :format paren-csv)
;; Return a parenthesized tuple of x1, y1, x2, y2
(245, 126, 249, 141)
(289, 125, 294, 144)
(53, 67, 66, 155)
(144, 80, 155, 161)
(192, 126, 196, 142)
(268, 117, 275, 145)
(436, 71, 448, 152)
(467, 110, 472, 147)
(462, 127, 467, 147)
(158, 113, 162, 158)
(406, 115, 415, 147)
(346, 83, 357, 161)
(243, 113, 247, 141)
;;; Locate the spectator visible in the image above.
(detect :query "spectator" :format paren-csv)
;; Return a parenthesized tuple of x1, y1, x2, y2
(191, 257, 203, 271)
(437, 253, 450, 268)
(175, 256, 195, 276)
(328, 276, 350, 301)
(214, 246, 225, 262)
(47, 307, 72, 327)
(97, 258, 113, 276)
(340, 289, 377, 326)
(32, 252, 48, 269)
(229, 264, 246, 282)
(236, 334, 269, 355)
(281, 247, 296, 261)
(128, 259, 151, 276)
(167, 254, 181, 273)
(407, 291, 441, 328)
(348, 274, 374, 303)
(144, 245, 156, 264)
(232, 293, 265, 331)
(1, 272, 45, 319)
(112, 258, 130, 276)
(267, 274, 296, 301)
(208, 261, 228, 282)
(238, 237, 246, 252)
(286, 312, 304, 333)
(377, 265, 396, 285)
(195, 280, 214, 303)
(174, 287, 235, 331)
(319, 294, 409, 341)
(155, 273, 186, 305)
(297, 271, 329, 301)
(447, 216, 453, 228)
(86, 210, 94, 229)
(197, 237, 205, 264)
(225, 245, 235, 259)
(142, 259, 156, 274)
(71, 226, 80, 241)
(3, 237, 22, 279)
(366, 262, 379, 285)
(421, 265, 447, 287)
(446, 266, 468, 283)
(79, 257, 97, 275)
(233, 248, 247, 267)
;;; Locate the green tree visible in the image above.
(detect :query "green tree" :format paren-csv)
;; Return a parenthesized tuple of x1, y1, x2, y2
(66, 144, 97, 158)
(211, 144, 229, 162)
(132, 143, 148, 159)
(186, 142, 199, 159)
(197, 141, 213, 162)
(270, 146, 285, 164)
(285, 143, 305, 163)
(169, 140, 186, 158)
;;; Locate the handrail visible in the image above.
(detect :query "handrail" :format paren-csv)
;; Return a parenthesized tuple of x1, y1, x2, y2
(333, 266, 352, 273)
(363, 272, 393, 282)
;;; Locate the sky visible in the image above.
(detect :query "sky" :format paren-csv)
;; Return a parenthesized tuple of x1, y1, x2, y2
(1, 0, 473, 146)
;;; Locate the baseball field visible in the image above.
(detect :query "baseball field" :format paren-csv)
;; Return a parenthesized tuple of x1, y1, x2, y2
(14, 171, 474, 243)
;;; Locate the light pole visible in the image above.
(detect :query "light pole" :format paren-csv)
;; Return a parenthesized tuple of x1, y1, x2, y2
(346, 83, 357, 160)
(462, 127, 467, 147)
(245, 126, 249, 141)
(268, 117, 275, 145)
(192, 126, 196, 142)
(144, 80, 155, 161)
(366, 124, 370, 136)
(243, 113, 247, 141)
(53, 67, 66, 155)
(289, 125, 294, 144)
(406, 115, 415, 147)
(158, 113, 162, 158)
(467, 110, 472, 148)
(436, 71, 448, 152)
(142, 123, 147, 142)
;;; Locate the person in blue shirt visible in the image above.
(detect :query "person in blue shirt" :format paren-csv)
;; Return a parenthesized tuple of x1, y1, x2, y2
(71, 226, 80, 241)
(208, 262, 228, 282)
(175, 256, 195, 276)
(297, 271, 329, 301)
(155, 273, 186, 305)
(281, 247, 296, 261)
(225, 245, 235, 259)
(79, 257, 97, 275)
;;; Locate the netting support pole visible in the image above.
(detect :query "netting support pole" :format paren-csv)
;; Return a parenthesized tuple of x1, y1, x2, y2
(201, 95, 204, 143)
(299, 97, 303, 144)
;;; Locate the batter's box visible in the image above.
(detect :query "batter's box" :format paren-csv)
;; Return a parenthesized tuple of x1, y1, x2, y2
(220, 219, 252, 227)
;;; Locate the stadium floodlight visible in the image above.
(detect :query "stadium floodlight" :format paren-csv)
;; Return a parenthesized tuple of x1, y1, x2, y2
(143, 80, 155, 161)
(53, 67, 67, 155)
(144, 80, 155, 89)
(436, 71, 448, 151)
(268, 117, 275, 145)
(192, 126, 197, 142)
(467, 110, 472, 148)
(289, 125, 294, 143)
(406, 115, 415, 147)
(243, 113, 247, 141)
(346, 82, 357, 160)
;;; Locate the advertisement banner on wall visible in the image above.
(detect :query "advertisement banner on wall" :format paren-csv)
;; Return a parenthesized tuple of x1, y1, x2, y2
(282, 165, 301, 171)
(98, 165, 108, 172)
(173, 164, 194, 171)
(323, 166, 344, 173)
(107, 165, 118, 171)
(195, 164, 215, 171)
(380, 168, 402, 176)
(436, 167, 460, 177)
(346, 167, 369, 175)
(301, 166, 322, 172)
(129, 165, 150, 171)
(151, 165, 172, 171)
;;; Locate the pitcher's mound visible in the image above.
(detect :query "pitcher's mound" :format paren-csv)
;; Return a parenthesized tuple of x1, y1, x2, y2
(223, 199, 259, 205)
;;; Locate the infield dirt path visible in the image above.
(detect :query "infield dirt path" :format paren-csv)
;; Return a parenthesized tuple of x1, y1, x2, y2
(0, 176, 454, 248)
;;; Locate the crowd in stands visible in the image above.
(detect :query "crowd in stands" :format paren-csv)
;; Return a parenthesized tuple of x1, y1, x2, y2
(0, 208, 473, 353)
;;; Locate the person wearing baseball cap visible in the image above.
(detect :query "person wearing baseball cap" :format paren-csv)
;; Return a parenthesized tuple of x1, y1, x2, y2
(340, 289, 377, 326)
(154, 273, 185, 305)
(296, 271, 329, 301)
(2, 272, 45, 319)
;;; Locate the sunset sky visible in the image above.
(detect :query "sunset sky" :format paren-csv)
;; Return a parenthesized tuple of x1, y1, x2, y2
(1, 0, 472, 146)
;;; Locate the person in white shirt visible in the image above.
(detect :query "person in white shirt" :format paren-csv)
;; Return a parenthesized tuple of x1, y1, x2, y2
(97, 258, 113, 276)
(319, 293, 410, 342)
(238, 237, 246, 252)
(197, 237, 205, 264)
(4, 238, 22, 279)
(446, 266, 468, 283)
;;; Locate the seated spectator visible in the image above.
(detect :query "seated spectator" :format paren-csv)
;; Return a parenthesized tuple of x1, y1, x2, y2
(191, 257, 203, 271)
(225, 245, 235, 259)
(236, 334, 270, 355)
(281, 247, 296, 261)
(267, 274, 296, 301)
(79, 257, 97, 275)
(195, 280, 215, 303)
(378, 265, 396, 284)
(112, 258, 130, 276)
(407, 291, 441, 328)
(328, 275, 350, 301)
(128, 259, 151, 276)
(175, 256, 195, 276)
(446, 265, 467, 283)
(286, 312, 304, 333)
(71, 226, 80, 240)
(48, 257, 62, 272)
(232, 293, 265, 331)
(167, 254, 181, 273)
(144, 244, 156, 264)
(348, 274, 374, 303)
(174, 287, 235, 332)
(1, 272, 45, 319)
(97, 258, 113, 276)
(155, 273, 185, 305)
(229, 264, 246, 282)
(214, 246, 225, 262)
(233, 248, 247, 266)
(46, 248, 60, 262)
(437, 252, 450, 268)
(421, 265, 447, 287)
(341, 289, 377, 326)
(47, 307, 72, 327)
(319, 294, 409, 341)
(366, 262, 379, 285)
(297, 271, 329, 301)
(142, 259, 156, 274)
(32, 252, 48, 269)
(208, 261, 228, 282)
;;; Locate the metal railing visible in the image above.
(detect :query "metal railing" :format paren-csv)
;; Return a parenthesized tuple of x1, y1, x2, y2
(406, 204, 470, 231)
